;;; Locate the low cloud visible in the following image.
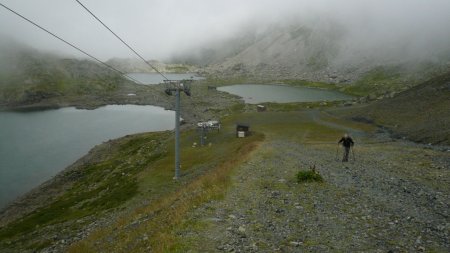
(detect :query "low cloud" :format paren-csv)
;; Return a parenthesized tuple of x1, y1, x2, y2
(0, 0, 449, 62)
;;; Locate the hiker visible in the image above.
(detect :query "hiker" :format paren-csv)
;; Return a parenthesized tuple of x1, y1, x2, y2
(338, 133, 354, 162)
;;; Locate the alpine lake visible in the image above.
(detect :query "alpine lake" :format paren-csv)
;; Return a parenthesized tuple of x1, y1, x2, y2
(0, 105, 175, 208)
(0, 75, 353, 209)
(217, 84, 353, 104)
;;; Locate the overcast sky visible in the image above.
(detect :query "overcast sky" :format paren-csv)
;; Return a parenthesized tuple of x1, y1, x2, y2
(1, 0, 450, 61)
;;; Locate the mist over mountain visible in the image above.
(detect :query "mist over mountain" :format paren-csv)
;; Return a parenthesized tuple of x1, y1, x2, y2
(0, 36, 126, 106)
(1, 0, 450, 100)
(172, 14, 450, 83)
(1, 0, 450, 63)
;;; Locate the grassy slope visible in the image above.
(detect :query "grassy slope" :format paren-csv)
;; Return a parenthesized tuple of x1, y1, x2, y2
(0, 51, 130, 106)
(341, 66, 407, 96)
(66, 120, 263, 252)
(341, 71, 450, 145)
(0, 117, 263, 252)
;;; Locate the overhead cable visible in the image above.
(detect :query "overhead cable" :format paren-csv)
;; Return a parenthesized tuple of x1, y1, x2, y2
(0, 1, 143, 84)
(75, 0, 169, 81)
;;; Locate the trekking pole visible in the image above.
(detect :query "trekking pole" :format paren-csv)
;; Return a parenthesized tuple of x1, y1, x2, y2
(351, 146, 356, 161)
(335, 144, 339, 161)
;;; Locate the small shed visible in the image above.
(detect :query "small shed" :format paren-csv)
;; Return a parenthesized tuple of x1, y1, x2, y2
(236, 123, 250, 138)
(257, 105, 266, 112)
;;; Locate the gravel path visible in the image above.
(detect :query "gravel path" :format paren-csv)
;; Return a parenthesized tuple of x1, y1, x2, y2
(180, 124, 450, 252)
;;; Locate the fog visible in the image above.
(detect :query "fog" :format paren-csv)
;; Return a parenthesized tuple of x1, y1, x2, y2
(1, 0, 450, 62)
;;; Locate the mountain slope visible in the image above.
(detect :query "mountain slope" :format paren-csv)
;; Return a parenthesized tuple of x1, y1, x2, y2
(344, 70, 450, 145)
(207, 23, 342, 79)
(0, 39, 130, 107)
(182, 20, 450, 95)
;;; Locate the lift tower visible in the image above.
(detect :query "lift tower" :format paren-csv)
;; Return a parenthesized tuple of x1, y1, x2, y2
(164, 79, 192, 180)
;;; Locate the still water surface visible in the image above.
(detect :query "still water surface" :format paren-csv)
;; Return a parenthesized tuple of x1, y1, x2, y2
(126, 73, 204, 85)
(217, 84, 353, 104)
(0, 105, 174, 208)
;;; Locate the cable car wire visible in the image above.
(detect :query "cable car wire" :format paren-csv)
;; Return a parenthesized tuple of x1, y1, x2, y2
(0, 2, 143, 84)
(74, 0, 169, 81)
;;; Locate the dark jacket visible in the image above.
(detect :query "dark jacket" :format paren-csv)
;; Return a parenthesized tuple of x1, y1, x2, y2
(338, 137, 354, 147)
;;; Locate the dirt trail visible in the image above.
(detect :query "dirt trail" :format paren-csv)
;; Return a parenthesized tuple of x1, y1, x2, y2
(178, 113, 450, 252)
(307, 110, 366, 139)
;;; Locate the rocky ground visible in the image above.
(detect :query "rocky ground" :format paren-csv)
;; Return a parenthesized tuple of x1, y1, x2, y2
(178, 113, 450, 252)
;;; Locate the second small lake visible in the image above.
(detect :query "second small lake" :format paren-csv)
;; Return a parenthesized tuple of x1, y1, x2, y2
(217, 84, 353, 104)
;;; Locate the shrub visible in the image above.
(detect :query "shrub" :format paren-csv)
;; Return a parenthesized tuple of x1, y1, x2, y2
(296, 165, 323, 183)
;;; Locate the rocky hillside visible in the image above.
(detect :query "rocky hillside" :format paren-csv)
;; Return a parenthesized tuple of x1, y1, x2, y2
(175, 19, 450, 96)
(205, 22, 345, 81)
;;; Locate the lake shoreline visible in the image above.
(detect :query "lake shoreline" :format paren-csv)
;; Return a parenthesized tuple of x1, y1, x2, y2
(0, 105, 177, 209)
(217, 84, 354, 104)
(0, 131, 171, 227)
(0, 81, 362, 220)
(0, 80, 244, 212)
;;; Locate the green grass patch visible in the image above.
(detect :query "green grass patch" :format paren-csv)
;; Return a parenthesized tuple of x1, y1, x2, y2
(229, 103, 245, 113)
(222, 111, 342, 143)
(296, 169, 324, 183)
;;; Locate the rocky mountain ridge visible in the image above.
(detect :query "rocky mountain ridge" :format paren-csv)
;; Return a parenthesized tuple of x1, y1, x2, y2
(173, 19, 450, 91)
